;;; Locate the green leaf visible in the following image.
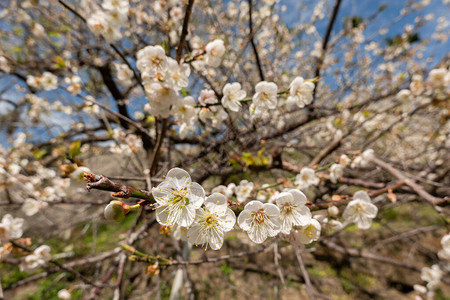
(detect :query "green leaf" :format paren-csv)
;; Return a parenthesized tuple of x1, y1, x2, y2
(32, 149, 47, 159)
(69, 140, 81, 158)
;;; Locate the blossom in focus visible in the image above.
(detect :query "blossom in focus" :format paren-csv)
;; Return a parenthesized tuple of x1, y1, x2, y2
(295, 167, 319, 189)
(187, 193, 236, 250)
(343, 191, 378, 229)
(205, 39, 225, 67)
(286, 77, 315, 108)
(237, 200, 281, 244)
(152, 168, 205, 227)
(274, 189, 312, 234)
(252, 81, 278, 110)
(221, 82, 247, 112)
(235, 180, 254, 203)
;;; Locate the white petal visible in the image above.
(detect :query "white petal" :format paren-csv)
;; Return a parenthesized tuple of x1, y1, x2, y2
(354, 190, 371, 203)
(289, 189, 307, 206)
(237, 210, 252, 230)
(244, 200, 264, 212)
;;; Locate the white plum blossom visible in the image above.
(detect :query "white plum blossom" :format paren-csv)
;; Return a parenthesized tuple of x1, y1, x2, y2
(420, 264, 442, 290)
(165, 58, 190, 90)
(172, 96, 196, 125)
(274, 189, 312, 234)
(0, 214, 24, 242)
(144, 82, 179, 117)
(198, 106, 228, 129)
(221, 82, 247, 112)
(427, 68, 449, 87)
(64, 75, 82, 95)
(396, 89, 412, 101)
(295, 168, 319, 189)
(237, 200, 281, 244)
(211, 183, 235, 199)
(173, 225, 188, 241)
(114, 63, 134, 86)
(252, 81, 278, 110)
(87, 10, 122, 43)
(136, 45, 168, 78)
(286, 77, 315, 108)
(20, 245, 51, 273)
(294, 219, 321, 244)
(205, 39, 225, 67)
(343, 191, 378, 229)
(152, 168, 205, 227)
(351, 149, 374, 168)
(21, 198, 48, 216)
(329, 163, 344, 183)
(40, 72, 58, 90)
(338, 154, 351, 167)
(70, 166, 91, 189)
(198, 89, 218, 106)
(187, 193, 236, 250)
(31, 23, 46, 38)
(438, 234, 450, 260)
(235, 180, 254, 203)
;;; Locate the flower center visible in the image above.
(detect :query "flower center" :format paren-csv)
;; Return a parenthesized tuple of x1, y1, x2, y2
(281, 203, 294, 215)
(171, 188, 189, 206)
(151, 56, 161, 65)
(205, 214, 217, 226)
(305, 224, 314, 238)
(252, 209, 267, 224)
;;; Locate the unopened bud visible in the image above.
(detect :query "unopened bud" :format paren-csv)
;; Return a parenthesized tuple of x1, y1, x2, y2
(104, 201, 129, 222)
(327, 206, 339, 217)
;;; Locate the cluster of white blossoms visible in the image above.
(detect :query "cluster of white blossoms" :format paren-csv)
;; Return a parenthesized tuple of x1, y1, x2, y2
(26, 72, 58, 91)
(415, 264, 443, 299)
(151, 168, 325, 247)
(64, 75, 82, 95)
(152, 168, 235, 250)
(136, 45, 193, 125)
(350, 149, 374, 169)
(110, 128, 143, 154)
(87, 0, 129, 43)
(20, 245, 51, 273)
